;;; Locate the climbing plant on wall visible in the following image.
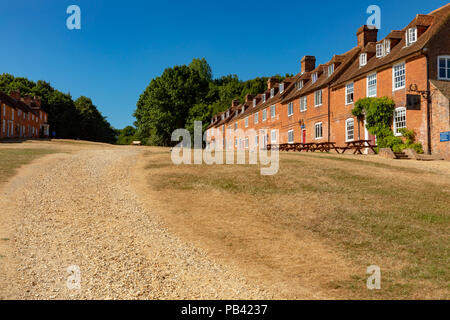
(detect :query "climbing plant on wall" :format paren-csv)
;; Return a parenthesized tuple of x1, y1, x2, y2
(351, 97, 423, 153)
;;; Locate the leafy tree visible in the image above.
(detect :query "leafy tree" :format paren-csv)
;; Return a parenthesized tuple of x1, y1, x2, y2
(189, 58, 212, 82)
(116, 126, 137, 145)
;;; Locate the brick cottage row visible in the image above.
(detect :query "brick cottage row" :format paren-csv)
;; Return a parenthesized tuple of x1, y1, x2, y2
(206, 4, 450, 159)
(0, 90, 49, 139)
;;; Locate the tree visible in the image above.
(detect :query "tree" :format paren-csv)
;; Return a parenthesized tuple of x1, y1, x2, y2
(189, 58, 212, 82)
(116, 126, 137, 145)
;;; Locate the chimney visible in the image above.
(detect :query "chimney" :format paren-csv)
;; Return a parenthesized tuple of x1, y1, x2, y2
(10, 90, 21, 100)
(33, 96, 42, 108)
(356, 25, 378, 47)
(231, 99, 240, 107)
(245, 94, 254, 103)
(22, 94, 32, 106)
(267, 77, 279, 90)
(301, 56, 316, 73)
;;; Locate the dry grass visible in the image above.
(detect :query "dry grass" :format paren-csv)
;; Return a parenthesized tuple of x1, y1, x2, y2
(138, 148, 450, 299)
(0, 149, 58, 186)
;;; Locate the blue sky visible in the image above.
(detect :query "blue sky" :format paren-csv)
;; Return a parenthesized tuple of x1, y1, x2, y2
(0, 0, 447, 129)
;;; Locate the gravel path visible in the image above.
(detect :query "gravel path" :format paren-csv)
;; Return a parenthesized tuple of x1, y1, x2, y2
(0, 148, 270, 299)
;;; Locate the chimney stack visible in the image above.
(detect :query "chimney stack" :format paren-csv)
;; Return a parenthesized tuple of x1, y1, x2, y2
(267, 77, 279, 90)
(33, 96, 42, 108)
(231, 99, 240, 107)
(356, 25, 378, 47)
(10, 90, 21, 100)
(22, 94, 32, 106)
(301, 56, 316, 73)
(245, 94, 254, 103)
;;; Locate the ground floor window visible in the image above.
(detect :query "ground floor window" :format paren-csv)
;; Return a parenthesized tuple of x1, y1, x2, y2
(394, 107, 406, 136)
(288, 130, 294, 144)
(271, 130, 277, 143)
(346, 118, 354, 141)
(315, 122, 323, 139)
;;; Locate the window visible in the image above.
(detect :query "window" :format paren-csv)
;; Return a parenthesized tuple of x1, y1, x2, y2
(279, 83, 284, 93)
(288, 130, 294, 144)
(359, 53, 367, 67)
(438, 56, 450, 80)
(385, 39, 391, 54)
(221, 114, 225, 120)
(226, 111, 229, 118)
(262, 95, 266, 103)
(235, 138, 238, 147)
(312, 72, 318, 83)
(2, 120, 5, 133)
(328, 64, 334, 76)
(376, 44, 384, 57)
(234, 122, 237, 131)
(262, 109, 267, 121)
(241, 106, 245, 114)
(394, 107, 406, 136)
(314, 122, 323, 139)
(300, 96, 307, 112)
(367, 73, 377, 97)
(270, 105, 276, 118)
(253, 99, 257, 107)
(345, 82, 354, 105)
(314, 90, 322, 107)
(346, 118, 354, 141)
(270, 88, 275, 98)
(297, 81, 303, 90)
(255, 135, 259, 146)
(254, 112, 259, 124)
(245, 117, 248, 128)
(245, 137, 249, 149)
(393, 62, 406, 90)
(406, 27, 417, 46)
(271, 130, 277, 143)
(287, 102, 294, 116)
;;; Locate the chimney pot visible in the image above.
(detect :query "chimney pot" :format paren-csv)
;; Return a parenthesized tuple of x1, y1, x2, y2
(301, 56, 316, 73)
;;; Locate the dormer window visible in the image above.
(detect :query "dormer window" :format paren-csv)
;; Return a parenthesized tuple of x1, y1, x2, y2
(241, 106, 245, 114)
(270, 88, 275, 98)
(385, 39, 391, 54)
(406, 27, 417, 46)
(376, 44, 384, 58)
(279, 83, 284, 93)
(221, 114, 225, 120)
(226, 111, 230, 118)
(312, 72, 318, 84)
(253, 99, 257, 107)
(262, 95, 266, 103)
(328, 64, 334, 76)
(235, 110, 238, 116)
(297, 81, 303, 90)
(359, 53, 367, 67)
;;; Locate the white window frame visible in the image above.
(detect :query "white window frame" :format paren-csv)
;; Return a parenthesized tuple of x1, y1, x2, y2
(288, 129, 294, 144)
(245, 117, 248, 128)
(312, 72, 318, 83)
(360, 53, 367, 67)
(254, 112, 259, 124)
(271, 130, 277, 143)
(300, 96, 307, 112)
(314, 90, 323, 107)
(262, 95, 266, 103)
(345, 82, 354, 105)
(376, 44, 384, 58)
(393, 62, 406, 91)
(438, 56, 450, 80)
(270, 105, 276, 118)
(406, 27, 417, 46)
(270, 88, 275, 98)
(262, 109, 267, 121)
(287, 102, 294, 117)
(253, 99, 257, 107)
(385, 39, 391, 54)
(314, 122, 323, 140)
(297, 81, 303, 90)
(366, 73, 377, 97)
(345, 118, 355, 142)
(393, 107, 407, 136)
(328, 64, 334, 76)
(279, 83, 284, 93)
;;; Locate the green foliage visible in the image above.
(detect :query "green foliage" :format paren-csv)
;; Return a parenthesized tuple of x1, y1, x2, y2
(134, 57, 292, 146)
(116, 126, 137, 145)
(0, 74, 115, 143)
(352, 97, 423, 153)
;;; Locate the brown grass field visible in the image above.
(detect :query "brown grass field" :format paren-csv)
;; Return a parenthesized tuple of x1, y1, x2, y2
(136, 148, 450, 299)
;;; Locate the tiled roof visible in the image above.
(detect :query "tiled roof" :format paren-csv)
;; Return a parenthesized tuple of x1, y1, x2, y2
(332, 4, 450, 88)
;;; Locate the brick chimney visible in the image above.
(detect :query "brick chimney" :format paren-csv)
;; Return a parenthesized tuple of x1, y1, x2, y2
(356, 25, 378, 47)
(22, 94, 32, 106)
(10, 90, 21, 100)
(33, 96, 42, 108)
(245, 94, 254, 103)
(231, 99, 240, 107)
(301, 56, 316, 74)
(267, 77, 279, 90)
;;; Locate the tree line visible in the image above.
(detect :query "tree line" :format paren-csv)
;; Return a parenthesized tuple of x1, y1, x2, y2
(133, 58, 291, 146)
(0, 74, 116, 143)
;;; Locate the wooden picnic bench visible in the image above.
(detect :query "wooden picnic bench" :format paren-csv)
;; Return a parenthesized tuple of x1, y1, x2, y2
(340, 140, 378, 154)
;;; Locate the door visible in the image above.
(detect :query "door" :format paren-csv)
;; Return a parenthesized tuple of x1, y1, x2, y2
(302, 129, 306, 144)
(364, 120, 376, 154)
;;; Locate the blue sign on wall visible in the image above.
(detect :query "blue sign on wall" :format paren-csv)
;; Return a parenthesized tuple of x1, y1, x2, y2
(440, 131, 450, 142)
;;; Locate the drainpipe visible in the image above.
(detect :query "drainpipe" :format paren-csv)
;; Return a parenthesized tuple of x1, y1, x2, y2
(423, 48, 432, 155)
(327, 86, 331, 143)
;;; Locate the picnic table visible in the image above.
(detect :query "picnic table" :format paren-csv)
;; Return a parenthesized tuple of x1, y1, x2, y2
(340, 140, 378, 154)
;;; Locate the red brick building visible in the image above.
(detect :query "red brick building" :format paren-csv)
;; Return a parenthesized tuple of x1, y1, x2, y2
(0, 90, 49, 139)
(207, 4, 450, 159)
